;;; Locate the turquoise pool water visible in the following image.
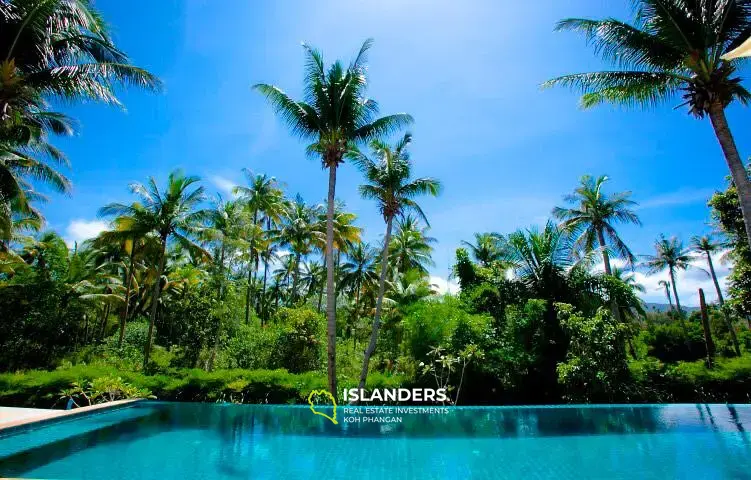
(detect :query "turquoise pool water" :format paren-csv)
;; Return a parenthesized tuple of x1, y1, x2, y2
(1, 402, 750, 479)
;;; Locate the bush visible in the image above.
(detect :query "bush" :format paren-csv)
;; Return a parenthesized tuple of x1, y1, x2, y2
(556, 304, 631, 402)
(271, 308, 325, 373)
(630, 355, 751, 403)
(638, 321, 707, 363)
(401, 297, 492, 362)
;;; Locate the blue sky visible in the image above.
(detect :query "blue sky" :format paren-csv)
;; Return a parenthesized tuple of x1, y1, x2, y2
(47, 0, 750, 305)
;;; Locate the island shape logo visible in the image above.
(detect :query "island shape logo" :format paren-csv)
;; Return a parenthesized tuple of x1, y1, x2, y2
(307, 389, 338, 425)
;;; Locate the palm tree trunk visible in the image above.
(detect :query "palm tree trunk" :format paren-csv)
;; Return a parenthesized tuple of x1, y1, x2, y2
(597, 228, 624, 324)
(291, 252, 301, 304)
(706, 253, 724, 306)
(318, 253, 325, 312)
(358, 215, 394, 391)
(669, 268, 684, 322)
(708, 103, 751, 247)
(325, 165, 338, 398)
(261, 253, 270, 323)
(244, 261, 253, 324)
(144, 237, 167, 370)
(118, 249, 135, 347)
(707, 253, 741, 355)
(698, 289, 715, 368)
(99, 303, 111, 341)
(597, 229, 612, 275)
(664, 285, 674, 311)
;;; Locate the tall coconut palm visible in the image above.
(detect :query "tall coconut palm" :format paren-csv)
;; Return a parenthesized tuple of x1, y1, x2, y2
(553, 175, 641, 273)
(254, 39, 413, 395)
(642, 235, 693, 317)
(544, 0, 751, 247)
(658, 279, 675, 312)
(389, 214, 437, 275)
(99, 170, 211, 369)
(691, 234, 726, 305)
(351, 132, 442, 390)
(234, 170, 285, 322)
(279, 195, 320, 303)
(691, 233, 740, 355)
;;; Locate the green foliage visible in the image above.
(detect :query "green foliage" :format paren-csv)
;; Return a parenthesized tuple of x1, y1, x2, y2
(0, 279, 90, 371)
(158, 285, 220, 368)
(0, 364, 406, 408)
(638, 322, 707, 363)
(401, 297, 491, 362)
(271, 307, 325, 373)
(556, 304, 631, 402)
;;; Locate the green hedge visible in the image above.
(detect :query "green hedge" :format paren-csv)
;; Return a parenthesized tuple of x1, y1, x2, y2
(0, 365, 406, 408)
(629, 355, 751, 403)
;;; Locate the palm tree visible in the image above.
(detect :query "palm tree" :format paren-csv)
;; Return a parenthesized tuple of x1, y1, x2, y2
(1, 0, 161, 236)
(505, 221, 578, 300)
(544, 0, 751, 247)
(461, 232, 506, 268)
(658, 279, 675, 312)
(234, 170, 285, 323)
(99, 170, 211, 369)
(0, 143, 69, 241)
(553, 175, 641, 273)
(389, 214, 437, 275)
(254, 39, 412, 395)
(279, 195, 320, 303)
(642, 235, 693, 317)
(691, 234, 726, 305)
(340, 242, 378, 326)
(351, 132, 442, 390)
(204, 197, 246, 300)
(691, 233, 740, 355)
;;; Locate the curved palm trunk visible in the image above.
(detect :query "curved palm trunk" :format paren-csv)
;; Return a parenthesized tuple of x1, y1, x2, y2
(143, 237, 167, 370)
(706, 252, 741, 356)
(325, 165, 338, 398)
(118, 249, 135, 347)
(358, 216, 393, 391)
(597, 228, 625, 325)
(705, 253, 724, 306)
(669, 268, 683, 319)
(708, 103, 751, 246)
(664, 285, 674, 311)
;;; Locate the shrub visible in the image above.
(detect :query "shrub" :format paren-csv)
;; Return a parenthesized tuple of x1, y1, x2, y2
(271, 308, 325, 373)
(638, 321, 707, 363)
(556, 304, 631, 402)
(401, 297, 492, 362)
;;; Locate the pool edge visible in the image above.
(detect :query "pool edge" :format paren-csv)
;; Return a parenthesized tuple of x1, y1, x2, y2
(0, 399, 144, 435)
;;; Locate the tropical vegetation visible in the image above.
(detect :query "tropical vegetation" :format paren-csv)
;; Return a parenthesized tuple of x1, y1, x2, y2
(3, 0, 751, 408)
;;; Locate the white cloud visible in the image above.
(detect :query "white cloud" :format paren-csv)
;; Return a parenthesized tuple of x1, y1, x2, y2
(430, 275, 460, 295)
(638, 188, 715, 210)
(210, 175, 237, 196)
(64, 219, 108, 247)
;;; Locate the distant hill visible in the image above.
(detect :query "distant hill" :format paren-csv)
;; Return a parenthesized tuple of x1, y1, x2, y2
(643, 302, 699, 313)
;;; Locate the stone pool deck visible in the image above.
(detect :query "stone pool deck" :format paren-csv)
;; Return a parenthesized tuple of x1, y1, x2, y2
(0, 399, 142, 432)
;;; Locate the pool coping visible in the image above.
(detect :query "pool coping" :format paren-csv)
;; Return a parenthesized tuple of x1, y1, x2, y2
(0, 399, 144, 435)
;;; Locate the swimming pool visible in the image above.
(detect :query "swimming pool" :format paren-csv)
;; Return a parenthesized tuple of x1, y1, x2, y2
(0, 402, 749, 479)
